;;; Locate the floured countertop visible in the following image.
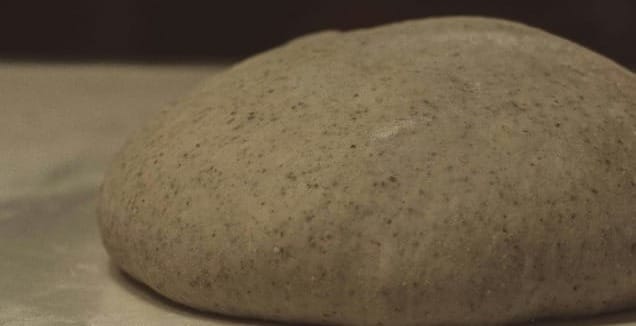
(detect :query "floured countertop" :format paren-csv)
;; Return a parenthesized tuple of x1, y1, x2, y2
(0, 62, 634, 326)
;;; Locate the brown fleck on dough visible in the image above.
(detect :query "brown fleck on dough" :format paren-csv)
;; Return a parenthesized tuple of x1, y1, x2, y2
(98, 16, 636, 325)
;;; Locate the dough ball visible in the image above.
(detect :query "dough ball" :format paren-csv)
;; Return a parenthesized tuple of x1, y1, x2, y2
(98, 17, 636, 325)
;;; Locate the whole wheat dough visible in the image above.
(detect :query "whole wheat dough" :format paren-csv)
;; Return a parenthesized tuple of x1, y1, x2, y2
(98, 17, 636, 325)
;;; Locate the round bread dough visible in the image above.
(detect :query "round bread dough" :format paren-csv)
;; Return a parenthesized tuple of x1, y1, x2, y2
(98, 17, 636, 325)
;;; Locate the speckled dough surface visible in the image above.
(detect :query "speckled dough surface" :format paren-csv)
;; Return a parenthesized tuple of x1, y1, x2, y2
(98, 17, 636, 325)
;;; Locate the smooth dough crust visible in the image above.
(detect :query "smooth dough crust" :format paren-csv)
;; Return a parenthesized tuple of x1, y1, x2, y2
(98, 16, 636, 325)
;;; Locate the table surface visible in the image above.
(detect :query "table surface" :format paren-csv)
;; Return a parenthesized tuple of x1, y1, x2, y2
(0, 62, 634, 326)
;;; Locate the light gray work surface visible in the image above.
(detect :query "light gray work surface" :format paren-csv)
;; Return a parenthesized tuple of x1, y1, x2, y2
(0, 63, 634, 325)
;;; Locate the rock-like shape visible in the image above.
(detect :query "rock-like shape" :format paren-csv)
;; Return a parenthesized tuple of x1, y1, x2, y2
(98, 17, 636, 325)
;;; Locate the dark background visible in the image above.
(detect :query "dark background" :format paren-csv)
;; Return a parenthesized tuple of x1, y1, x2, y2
(0, 1, 634, 69)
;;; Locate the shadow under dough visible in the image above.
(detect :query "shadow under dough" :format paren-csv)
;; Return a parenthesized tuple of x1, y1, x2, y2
(108, 261, 636, 326)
